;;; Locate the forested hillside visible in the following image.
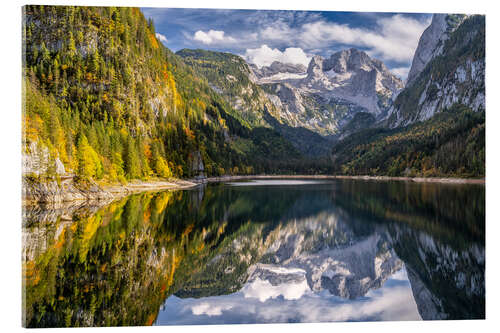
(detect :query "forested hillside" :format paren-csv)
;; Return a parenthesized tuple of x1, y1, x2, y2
(22, 5, 305, 183)
(176, 48, 281, 127)
(331, 104, 484, 177)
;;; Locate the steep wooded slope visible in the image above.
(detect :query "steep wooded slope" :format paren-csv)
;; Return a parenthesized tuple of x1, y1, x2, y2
(22, 5, 303, 182)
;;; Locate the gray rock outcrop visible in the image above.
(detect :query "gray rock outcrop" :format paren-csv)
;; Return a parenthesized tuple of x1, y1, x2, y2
(22, 141, 66, 177)
(407, 14, 467, 87)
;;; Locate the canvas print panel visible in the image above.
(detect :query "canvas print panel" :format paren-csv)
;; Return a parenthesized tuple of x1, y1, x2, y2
(22, 5, 485, 327)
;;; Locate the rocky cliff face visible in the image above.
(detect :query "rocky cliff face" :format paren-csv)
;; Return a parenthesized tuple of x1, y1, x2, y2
(189, 150, 205, 179)
(256, 49, 403, 136)
(406, 14, 467, 87)
(23, 141, 66, 177)
(179, 48, 402, 140)
(176, 49, 283, 128)
(23, 177, 115, 204)
(387, 15, 484, 127)
(177, 206, 403, 301)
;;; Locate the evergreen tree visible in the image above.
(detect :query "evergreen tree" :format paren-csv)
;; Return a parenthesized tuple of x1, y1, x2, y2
(124, 136, 141, 179)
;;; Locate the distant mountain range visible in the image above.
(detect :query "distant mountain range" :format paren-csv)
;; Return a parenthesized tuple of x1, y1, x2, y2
(178, 47, 404, 139)
(176, 13, 484, 180)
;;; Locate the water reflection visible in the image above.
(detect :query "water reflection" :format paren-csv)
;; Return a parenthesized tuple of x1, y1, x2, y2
(22, 179, 485, 327)
(157, 267, 420, 324)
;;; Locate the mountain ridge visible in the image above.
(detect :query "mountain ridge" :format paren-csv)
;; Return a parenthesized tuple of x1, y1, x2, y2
(255, 48, 404, 136)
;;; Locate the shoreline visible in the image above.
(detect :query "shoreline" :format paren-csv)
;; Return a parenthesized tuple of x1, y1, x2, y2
(22, 178, 199, 206)
(23, 174, 485, 206)
(192, 174, 486, 185)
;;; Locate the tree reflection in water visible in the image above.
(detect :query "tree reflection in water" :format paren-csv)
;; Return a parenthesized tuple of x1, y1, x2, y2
(22, 179, 485, 327)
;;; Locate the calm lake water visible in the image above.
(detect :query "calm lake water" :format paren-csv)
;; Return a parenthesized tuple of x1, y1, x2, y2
(22, 179, 485, 327)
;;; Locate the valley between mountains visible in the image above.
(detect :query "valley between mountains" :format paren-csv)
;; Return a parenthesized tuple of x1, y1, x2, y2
(22, 7, 485, 202)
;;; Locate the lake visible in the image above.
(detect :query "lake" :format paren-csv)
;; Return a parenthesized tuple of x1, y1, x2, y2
(22, 179, 485, 327)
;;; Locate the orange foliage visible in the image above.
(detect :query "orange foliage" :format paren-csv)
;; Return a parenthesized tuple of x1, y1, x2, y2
(182, 223, 194, 237)
(54, 228, 66, 249)
(183, 126, 195, 141)
(145, 313, 156, 326)
(143, 143, 152, 161)
(143, 209, 151, 223)
(149, 33, 159, 49)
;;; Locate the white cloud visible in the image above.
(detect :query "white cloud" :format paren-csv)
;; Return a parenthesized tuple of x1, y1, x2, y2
(299, 15, 431, 63)
(390, 67, 410, 80)
(259, 22, 294, 41)
(193, 29, 236, 45)
(191, 302, 233, 316)
(155, 33, 168, 44)
(243, 14, 430, 64)
(244, 45, 311, 68)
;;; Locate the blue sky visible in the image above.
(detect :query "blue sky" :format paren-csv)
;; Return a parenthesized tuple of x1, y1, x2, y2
(141, 8, 433, 79)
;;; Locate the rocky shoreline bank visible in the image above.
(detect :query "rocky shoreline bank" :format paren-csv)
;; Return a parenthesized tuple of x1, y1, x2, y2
(22, 177, 198, 205)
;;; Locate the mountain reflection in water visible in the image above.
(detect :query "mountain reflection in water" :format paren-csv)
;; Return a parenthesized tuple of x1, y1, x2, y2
(22, 179, 485, 327)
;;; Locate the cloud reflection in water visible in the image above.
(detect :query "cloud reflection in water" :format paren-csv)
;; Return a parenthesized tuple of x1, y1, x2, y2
(155, 267, 421, 325)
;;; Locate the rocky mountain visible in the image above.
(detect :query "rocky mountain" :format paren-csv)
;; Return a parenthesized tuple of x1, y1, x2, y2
(389, 223, 485, 320)
(329, 15, 485, 177)
(177, 49, 334, 156)
(260, 228, 402, 300)
(179, 47, 403, 146)
(22, 5, 485, 181)
(176, 49, 282, 128)
(406, 14, 467, 87)
(250, 61, 307, 83)
(23, 5, 316, 184)
(386, 15, 484, 127)
(255, 48, 404, 136)
(176, 201, 403, 301)
(329, 179, 485, 319)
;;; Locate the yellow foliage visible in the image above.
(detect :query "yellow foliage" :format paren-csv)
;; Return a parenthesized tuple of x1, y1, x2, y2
(217, 223, 226, 235)
(78, 214, 102, 262)
(155, 156, 173, 178)
(77, 135, 102, 179)
(154, 191, 172, 214)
